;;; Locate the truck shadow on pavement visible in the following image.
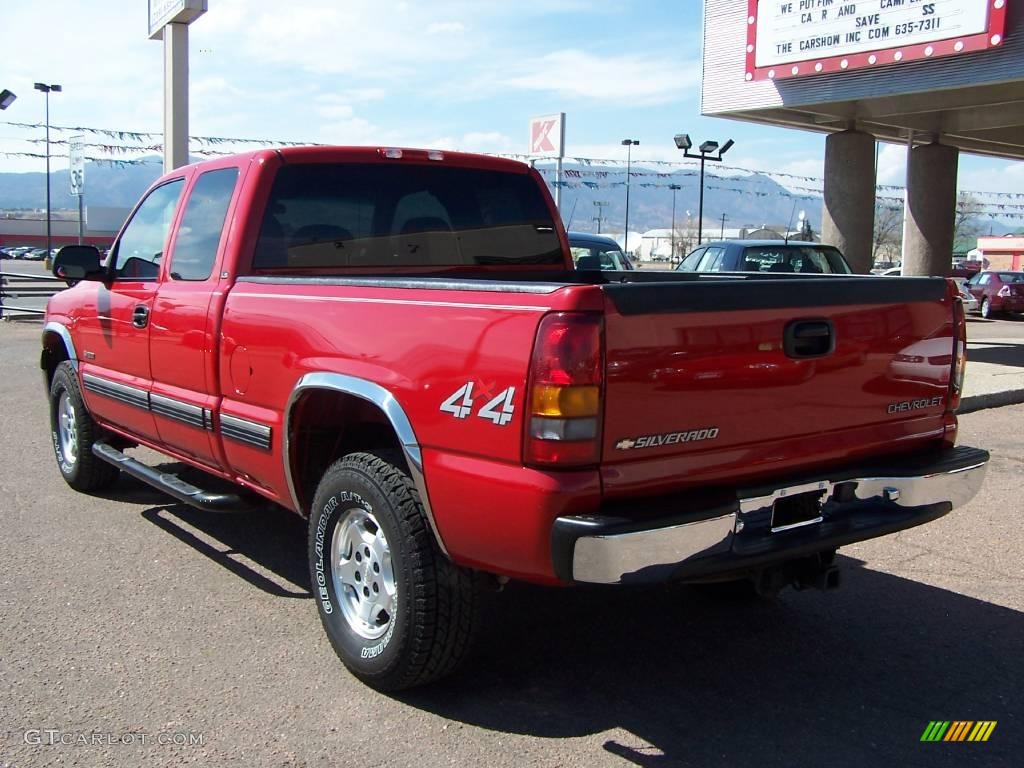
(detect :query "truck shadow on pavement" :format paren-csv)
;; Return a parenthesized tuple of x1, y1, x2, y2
(401, 559, 1023, 768)
(105, 469, 313, 600)
(965, 341, 1024, 368)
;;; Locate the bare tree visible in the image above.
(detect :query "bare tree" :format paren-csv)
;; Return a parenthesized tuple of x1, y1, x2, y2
(953, 192, 984, 247)
(873, 204, 903, 264)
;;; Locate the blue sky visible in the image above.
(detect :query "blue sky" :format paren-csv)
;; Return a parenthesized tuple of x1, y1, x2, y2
(2, 0, 1021, 200)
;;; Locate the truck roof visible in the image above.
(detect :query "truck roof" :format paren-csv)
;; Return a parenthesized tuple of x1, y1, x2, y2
(180, 146, 532, 175)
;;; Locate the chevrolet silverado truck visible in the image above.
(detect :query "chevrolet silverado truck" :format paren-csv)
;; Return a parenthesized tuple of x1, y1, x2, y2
(42, 146, 989, 691)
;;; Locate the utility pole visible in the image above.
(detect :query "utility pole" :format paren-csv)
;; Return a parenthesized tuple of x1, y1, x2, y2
(621, 139, 639, 253)
(720, 213, 729, 239)
(593, 200, 609, 233)
(669, 184, 681, 260)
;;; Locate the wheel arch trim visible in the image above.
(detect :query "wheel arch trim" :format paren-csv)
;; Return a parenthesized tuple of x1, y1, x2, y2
(283, 371, 448, 556)
(42, 321, 79, 371)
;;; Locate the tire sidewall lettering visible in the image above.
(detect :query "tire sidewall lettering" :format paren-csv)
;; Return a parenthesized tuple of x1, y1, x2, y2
(50, 384, 75, 478)
(314, 484, 400, 665)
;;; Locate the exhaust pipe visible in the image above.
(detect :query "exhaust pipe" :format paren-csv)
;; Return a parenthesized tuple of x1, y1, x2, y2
(795, 564, 841, 591)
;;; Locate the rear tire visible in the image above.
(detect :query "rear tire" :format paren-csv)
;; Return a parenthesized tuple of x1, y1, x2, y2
(981, 298, 993, 319)
(48, 361, 120, 492)
(308, 452, 483, 691)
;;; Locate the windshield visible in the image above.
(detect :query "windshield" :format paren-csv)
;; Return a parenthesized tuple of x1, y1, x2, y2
(570, 244, 631, 270)
(251, 163, 562, 270)
(741, 245, 851, 274)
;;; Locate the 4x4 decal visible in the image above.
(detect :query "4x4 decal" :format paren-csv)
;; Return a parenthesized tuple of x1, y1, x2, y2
(439, 382, 516, 426)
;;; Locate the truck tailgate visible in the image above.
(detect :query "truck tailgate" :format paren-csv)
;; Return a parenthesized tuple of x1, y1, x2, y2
(599, 276, 957, 495)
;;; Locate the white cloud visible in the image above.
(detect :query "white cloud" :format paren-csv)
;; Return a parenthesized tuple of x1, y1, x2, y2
(502, 50, 698, 105)
(427, 21, 466, 35)
(876, 143, 907, 187)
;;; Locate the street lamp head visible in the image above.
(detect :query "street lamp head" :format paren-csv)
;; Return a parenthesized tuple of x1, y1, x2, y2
(719, 139, 735, 156)
(674, 134, 692, 150)
(669, 183, 682, 191)
(699, 140, 719, 154)
(621, 138, 639, 146)
(0, 89, 16, 110)
(34, 82, 61, 93)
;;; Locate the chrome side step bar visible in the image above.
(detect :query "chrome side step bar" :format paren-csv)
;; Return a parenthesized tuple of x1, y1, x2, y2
(92, 443, 247, 513)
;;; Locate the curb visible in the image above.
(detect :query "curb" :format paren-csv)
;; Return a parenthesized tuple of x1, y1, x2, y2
(958, 389, 1024, 414)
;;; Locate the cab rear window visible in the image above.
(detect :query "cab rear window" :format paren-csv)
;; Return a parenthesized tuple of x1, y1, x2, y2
(251, 163, 562, 270)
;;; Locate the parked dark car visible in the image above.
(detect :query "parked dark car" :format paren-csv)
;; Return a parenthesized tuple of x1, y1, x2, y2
(568, 232, 634, 270)
(963, 270, 1024, 318)
(675, 240, 852, 274)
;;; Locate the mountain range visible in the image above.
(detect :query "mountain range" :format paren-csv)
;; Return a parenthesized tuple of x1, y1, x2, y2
(1, 157, 1017, 238)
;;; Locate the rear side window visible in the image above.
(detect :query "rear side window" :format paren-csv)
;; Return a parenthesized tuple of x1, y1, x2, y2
(696, 246, 726, 272)
(170, 168, 239, 281)
(677, 247, 705, 272)
(251, 163, 561, 269)
(997, 272, 1024, 283)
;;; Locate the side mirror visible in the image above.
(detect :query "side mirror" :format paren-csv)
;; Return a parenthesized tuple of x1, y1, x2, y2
(53, 245, 104, 284)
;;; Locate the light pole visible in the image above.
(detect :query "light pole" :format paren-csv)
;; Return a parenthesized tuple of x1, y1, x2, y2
(621, 138, 639, 254)
(593, 200, 609, 233)
(720, 212, 729, 239)
(669, 183, 681, 260)
(34, 82, 62, 261)
(674, 134, 734, 246)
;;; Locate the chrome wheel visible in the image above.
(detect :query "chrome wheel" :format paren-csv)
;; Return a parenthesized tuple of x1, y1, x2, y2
(981, 298, 991, 319)
(331, 507, 396, 640)
(57, 391, 79, 466)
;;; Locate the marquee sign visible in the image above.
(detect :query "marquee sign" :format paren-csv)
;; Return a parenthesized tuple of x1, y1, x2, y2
(148, 0, 207, 40)
(745, 0, 1008, 81)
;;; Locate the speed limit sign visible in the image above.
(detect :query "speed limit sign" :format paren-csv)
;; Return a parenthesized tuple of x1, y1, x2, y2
(69, 135, 85, 195)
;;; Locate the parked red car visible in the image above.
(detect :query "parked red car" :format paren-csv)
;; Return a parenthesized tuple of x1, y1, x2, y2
(963, 270, 1024, 318)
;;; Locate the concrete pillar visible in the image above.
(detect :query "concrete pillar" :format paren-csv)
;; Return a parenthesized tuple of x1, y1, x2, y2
(821, 130, 876, 274)
(163, 23, 189, 173)
(902, 142, 958, 277)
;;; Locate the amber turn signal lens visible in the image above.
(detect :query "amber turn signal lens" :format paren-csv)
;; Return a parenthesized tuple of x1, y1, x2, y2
(531, 384, 600, 418)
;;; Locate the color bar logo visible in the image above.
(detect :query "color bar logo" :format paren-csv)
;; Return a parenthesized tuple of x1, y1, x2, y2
(921, 721, 997, 742)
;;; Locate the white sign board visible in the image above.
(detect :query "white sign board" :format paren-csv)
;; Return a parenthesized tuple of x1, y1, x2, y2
(149, 0, 207, 39)
(68, 136, 85, 196)
(751, 0, 998, 78)
(529, 113, 565, 158)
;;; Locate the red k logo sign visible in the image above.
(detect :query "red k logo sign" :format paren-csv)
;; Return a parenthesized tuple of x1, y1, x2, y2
(531, 119, 557, 153)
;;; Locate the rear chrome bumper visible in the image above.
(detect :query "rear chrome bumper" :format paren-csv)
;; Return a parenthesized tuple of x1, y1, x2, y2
(552, 445, 989, 585)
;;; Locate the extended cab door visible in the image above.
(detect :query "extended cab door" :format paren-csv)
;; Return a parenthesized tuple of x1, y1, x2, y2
(75, 178, 186, 443)
(148, 166, 242, 468)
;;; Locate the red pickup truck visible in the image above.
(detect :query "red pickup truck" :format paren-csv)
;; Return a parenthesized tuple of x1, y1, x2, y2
(43, 146, 988, 690)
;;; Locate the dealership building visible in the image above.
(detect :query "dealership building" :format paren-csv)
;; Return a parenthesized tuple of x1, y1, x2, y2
(702, 0, 1023, 274)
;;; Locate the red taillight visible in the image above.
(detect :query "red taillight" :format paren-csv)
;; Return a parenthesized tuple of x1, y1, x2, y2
(524, 313, 603, 467)
(948, 292, 966, 413)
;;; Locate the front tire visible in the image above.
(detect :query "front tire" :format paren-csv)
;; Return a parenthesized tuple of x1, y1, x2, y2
(49, 361, 120, 492)
(308, 452, 482, 691)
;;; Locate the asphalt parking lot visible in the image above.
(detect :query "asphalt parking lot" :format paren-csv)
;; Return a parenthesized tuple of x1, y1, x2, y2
(0, 320, 1021, 768)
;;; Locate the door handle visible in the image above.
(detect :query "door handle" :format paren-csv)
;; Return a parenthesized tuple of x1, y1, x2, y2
(784, 319, 834, 358)
(132, 304, 150, 329)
